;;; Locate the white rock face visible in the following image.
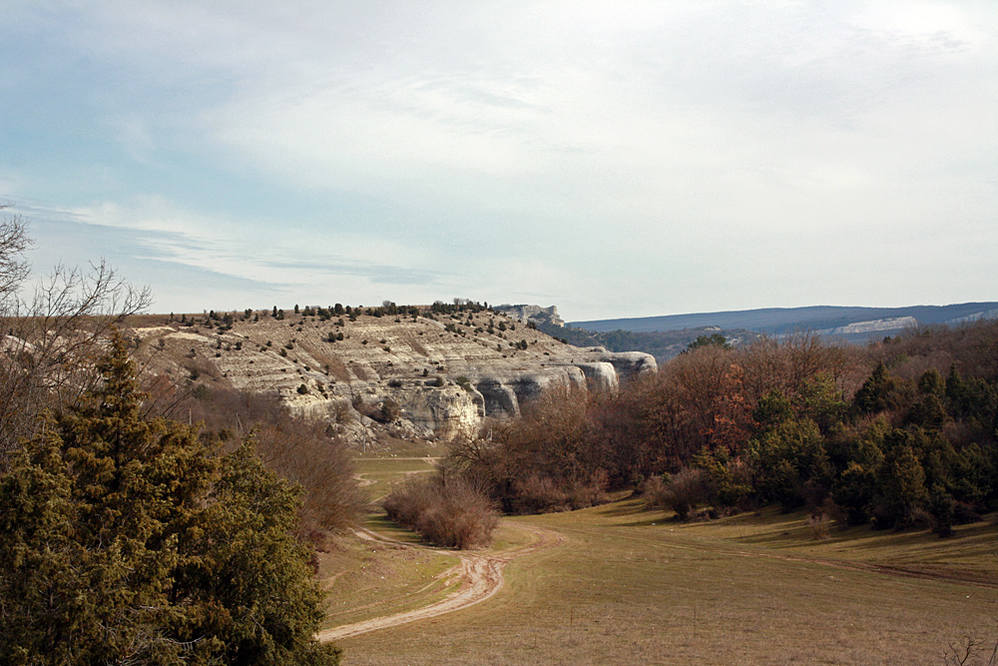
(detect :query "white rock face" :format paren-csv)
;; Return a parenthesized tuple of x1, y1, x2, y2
(130, 307, 657, 441)
(830, 317, 918, 335)
(575, 362, 620, 393)
(595, 350, 658, 378)
(494, 304, 565, 327)
(395, 383, 482, 439)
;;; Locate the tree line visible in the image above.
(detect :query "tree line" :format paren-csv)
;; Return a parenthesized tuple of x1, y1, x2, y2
(437, 324, 998, 537)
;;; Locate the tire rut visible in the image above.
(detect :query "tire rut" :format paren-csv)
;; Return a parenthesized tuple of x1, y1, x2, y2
(317, 523, 564, 642)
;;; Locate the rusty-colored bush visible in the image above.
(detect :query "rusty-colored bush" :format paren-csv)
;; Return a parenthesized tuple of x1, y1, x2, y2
(383, 474, 498, 549)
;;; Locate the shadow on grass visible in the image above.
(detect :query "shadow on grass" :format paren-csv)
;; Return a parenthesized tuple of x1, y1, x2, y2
(585, 498, 679, 528)
(365, 512, 428, 546)
(620, 516, 679, 528)
(705, 513, 998, 557)
(594, 499, 649, 518)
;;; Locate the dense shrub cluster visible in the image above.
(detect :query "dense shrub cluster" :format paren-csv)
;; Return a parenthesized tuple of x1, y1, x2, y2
(445, 323, 998, 533)
(428, 298, 489, 315)
(0, 336, 340, 663)
(147, 382, 366, 537)
(383, 475, 499, 549)
(447, 387, 614, 514)
(642, 468, 711, 520)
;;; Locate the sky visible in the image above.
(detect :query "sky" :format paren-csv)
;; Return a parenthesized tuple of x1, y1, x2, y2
(1, 1, 996, 321)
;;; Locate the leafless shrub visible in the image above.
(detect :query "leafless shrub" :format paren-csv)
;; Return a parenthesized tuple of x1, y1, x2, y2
(0, 214, 30, 302)
(330, 399, 354, 424)
(383, 474, 499, 549)
(807, 511, 830, 540)
(944, 635, 998, 666)
(254, 415, 367, 535)
(511, 474, 570, 513)
(148, 385, 365, 534)
(641, 475, 670, 509)
(309, 350, 352, 382)
(644, 467, 709, 521)
(809, 497, 845, 540)
(567, 468, 610, 509)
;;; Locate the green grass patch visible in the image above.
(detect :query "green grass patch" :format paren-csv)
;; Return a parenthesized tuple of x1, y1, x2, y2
(354, 456, 439, 503)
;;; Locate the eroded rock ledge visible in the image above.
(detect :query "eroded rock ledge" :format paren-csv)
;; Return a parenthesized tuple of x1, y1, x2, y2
(129, 307, 656, 443)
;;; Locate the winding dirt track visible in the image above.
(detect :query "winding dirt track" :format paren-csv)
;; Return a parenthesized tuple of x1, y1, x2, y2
(317, 523, 564, 643)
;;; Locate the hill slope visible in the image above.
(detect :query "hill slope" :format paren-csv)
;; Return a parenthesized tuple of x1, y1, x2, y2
(571, 302, 998, 344)
(566, 302, 998, 348)
(126, 306, 656, 446)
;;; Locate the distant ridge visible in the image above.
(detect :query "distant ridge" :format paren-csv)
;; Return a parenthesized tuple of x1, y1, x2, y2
(571, 302, 998, 341)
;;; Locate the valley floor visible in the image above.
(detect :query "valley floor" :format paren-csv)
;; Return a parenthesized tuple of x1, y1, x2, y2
(320, 458, 998, 665)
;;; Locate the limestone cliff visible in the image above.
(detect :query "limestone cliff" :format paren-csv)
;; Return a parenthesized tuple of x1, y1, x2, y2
(493, 304, 565, 328)
(128, 306, 655, 443)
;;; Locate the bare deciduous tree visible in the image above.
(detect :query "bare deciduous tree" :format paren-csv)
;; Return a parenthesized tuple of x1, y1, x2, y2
(0, 214, 31, 302)
(0, 210, 151, 462)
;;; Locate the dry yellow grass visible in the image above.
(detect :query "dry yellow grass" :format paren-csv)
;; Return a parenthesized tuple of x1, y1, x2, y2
(319, 446, 998, 664)
(335, 500, 998, 664)
(316, 452, 458, 630)
(318, 530, 460, 629)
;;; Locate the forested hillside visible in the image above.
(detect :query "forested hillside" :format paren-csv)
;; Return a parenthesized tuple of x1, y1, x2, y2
(535, 320, 762, 362)
(548, 302, 998, 362)
(436, 323, 998, 535)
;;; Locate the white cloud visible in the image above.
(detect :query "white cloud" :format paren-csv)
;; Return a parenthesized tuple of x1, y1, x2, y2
(3, 1, 997, 318)
(60, 198, 452, 292)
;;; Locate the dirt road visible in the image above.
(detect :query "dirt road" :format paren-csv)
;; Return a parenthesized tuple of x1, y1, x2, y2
(317, 522, 564, 642)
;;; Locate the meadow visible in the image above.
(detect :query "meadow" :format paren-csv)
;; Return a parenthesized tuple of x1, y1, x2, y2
(321, 453, 998, 664)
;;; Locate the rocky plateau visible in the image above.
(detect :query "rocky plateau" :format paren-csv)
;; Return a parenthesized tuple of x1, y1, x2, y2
(126, 306, 656, 446)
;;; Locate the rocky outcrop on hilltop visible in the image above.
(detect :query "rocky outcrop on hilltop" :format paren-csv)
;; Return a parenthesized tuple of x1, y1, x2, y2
(128, 306, 655, 444)
(494, 304, 565, 328)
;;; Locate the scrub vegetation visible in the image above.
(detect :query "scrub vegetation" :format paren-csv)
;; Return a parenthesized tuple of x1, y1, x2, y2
(0, 336, 343, 664)
(0, 219, 352, 663)
(5, 213, 998, 663)
(440, 324, 998, 537)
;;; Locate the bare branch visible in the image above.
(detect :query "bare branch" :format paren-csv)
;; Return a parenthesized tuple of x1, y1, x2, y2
(0, 218, 151, 464)
(0, 214, 31, 304)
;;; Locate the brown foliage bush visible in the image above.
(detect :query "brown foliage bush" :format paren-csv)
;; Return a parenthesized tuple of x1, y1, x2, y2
(383, 474, 498, 549)
(640, 475, 670, 509)
(508, 470, 609, 514)
(510, 474, 569, 513)
(147, 385, 365, 535)
(449, 321, 998, 525)
(449, 387, 614, 514)
(647, 467, 710, 520)
(874, 319, 998, 381)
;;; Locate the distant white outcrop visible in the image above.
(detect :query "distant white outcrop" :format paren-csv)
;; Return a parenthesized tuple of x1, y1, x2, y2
(127, 308, 655, 442)
(945, 308, 998, 325)
(829, 316, 918, 335)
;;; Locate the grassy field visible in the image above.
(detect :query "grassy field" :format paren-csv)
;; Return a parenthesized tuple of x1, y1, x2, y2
(318, 529, 460, 628)
(317, 452, 454, 627)
(320, 449, 998, 664)
(352, 455, 440, 503)
(333, 500, 998, 664)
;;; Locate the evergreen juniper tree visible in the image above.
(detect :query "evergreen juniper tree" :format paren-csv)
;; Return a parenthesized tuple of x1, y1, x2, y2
(0, 333, 341, 664)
